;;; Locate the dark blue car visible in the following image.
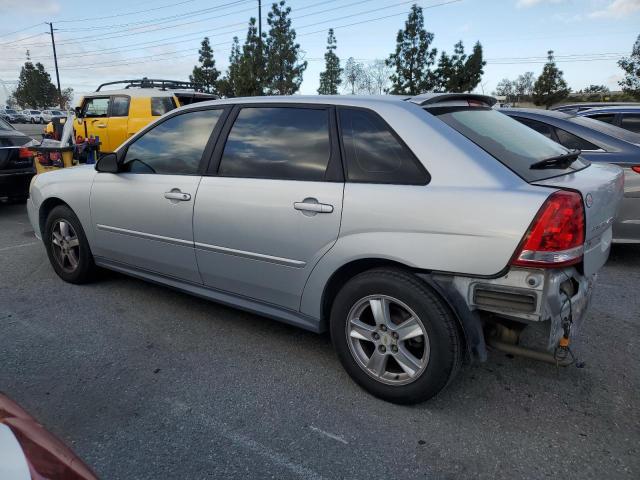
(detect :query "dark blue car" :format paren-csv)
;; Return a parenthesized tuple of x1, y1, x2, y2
(577, 106, 640, 134)
(500, 107, 640, 244)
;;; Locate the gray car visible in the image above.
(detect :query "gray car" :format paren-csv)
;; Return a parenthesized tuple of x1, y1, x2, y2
(27, 94, 623, 403)
(501, 107, 640, 244)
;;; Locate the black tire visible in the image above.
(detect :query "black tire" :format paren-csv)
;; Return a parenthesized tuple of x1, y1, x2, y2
(44, 205, 96, 284)
(330, 268, 463, 404)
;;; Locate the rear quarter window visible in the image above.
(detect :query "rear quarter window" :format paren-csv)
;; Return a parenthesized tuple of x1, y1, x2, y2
(151, 97, 177, 116)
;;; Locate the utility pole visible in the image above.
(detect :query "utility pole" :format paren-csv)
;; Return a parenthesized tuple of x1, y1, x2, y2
(258, 0, 262, 41)
(46, 22, 63, 109)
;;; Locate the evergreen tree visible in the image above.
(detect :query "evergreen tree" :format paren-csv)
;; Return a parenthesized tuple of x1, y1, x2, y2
(236, 18, 267, 96)
(532, 51, 570, 109)
(218, 37, 242, 97)
(434, 41, 485, 92)
(13, 54, 58, 108)
(318, 29, 342, 95)
(190, 37, 221, 94)
(618, 34, 640, 99)
(386, 4, 437, 95)
(265, 0, 307, 95)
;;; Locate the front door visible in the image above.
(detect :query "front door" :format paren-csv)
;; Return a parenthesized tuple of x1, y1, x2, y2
(79, 97, 110, 148)
(91, 108, 225, 282)
(193, 105, 344, 310)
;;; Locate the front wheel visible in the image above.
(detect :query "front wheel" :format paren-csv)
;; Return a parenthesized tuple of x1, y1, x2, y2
(330, 268, 463, 404)
(44, 205, 96, 284)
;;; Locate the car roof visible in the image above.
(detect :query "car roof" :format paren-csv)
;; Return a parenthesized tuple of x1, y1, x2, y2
(83, 88, 177, 98)
(500, 107, 573, 120)
(579, 105, 640, 114)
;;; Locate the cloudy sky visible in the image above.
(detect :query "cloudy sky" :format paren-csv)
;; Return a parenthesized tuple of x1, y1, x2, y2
(0, 0, 638, 101)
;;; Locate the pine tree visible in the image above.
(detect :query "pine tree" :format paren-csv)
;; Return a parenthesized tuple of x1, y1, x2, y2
(190, 37, 221, 94)
(318, 29, 342, 95)
(532, 51, 570, 109)
(13, 55, 58, 108)
(386, 4, 437, 95)
(434, 41, 485, 92)
(218, 37, 242, 98)
(265, 0, 307, 95)
(235, 18, 266, 96)
(618, 34, 640, 99)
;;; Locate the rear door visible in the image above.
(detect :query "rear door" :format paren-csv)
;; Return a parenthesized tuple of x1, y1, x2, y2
(193, 105, 344, 310)
(106, 95, 130, 150)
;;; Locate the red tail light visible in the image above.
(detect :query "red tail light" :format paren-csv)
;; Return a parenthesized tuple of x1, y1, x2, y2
(632, 166, 640, 174)
(18, 147, 33, 159)
(511, 190, 585, 268)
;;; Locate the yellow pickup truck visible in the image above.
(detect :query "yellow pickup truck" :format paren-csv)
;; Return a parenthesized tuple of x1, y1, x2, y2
(73, 78, 217, 152)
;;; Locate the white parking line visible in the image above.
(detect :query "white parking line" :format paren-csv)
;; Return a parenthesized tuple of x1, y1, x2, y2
(309, 426, 349, 445)
(0, 241, 39, 253)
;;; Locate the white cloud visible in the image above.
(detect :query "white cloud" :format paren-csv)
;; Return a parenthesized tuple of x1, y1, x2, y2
(589, 0, 640, 18)
(0, 0, 60, 14)
(516, 0, 564, 8)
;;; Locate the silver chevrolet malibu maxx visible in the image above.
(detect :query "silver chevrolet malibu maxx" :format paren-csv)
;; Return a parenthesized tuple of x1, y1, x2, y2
(27, 94, 623, 404)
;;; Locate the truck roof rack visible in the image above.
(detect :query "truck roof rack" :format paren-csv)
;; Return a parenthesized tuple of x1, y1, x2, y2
(96, 78, 205, 92)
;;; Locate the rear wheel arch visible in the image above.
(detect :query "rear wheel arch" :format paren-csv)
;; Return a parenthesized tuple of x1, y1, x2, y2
(321, 259, 467, 350)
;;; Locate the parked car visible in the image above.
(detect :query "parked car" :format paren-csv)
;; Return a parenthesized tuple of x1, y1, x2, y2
(501, 107, 640, 244)
(28, 94, 623, 403)
(577, 105, 640, 134)
(13, 110, 30, 123)
(0, 393, 98, 479)
(22, 109, 42, 124)
(1, 108, 21, 123)
(552, 102, 639, 113)
(74, 78, 217, 152)
(0, 117, 35, 203)
(40, 109, 66, 123)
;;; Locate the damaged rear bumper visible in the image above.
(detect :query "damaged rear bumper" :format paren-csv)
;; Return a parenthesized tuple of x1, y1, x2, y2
(420, 267, 596, 361)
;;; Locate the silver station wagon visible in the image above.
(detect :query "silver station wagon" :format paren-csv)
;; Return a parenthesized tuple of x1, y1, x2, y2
(27, 94, 623, 404)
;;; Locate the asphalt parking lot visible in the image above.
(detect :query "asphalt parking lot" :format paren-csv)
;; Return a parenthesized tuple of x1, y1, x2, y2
(1, 201, 638, 480)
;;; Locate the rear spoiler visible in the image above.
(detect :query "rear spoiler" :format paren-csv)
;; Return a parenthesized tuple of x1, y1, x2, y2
(407, 93, 497, 108)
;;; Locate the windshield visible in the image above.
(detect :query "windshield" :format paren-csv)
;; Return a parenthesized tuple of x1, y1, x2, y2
(6, 109, 16, 114)
(571, 115, 640, 144)
(429, 107, 589, 182)
(52, 110, 63, 115)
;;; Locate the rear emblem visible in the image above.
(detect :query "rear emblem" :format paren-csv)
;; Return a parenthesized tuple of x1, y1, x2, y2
(585, 193, 593, 208)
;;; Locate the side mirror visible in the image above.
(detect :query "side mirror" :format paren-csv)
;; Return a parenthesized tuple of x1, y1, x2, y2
(95, 153, 119, 173)
(74, 106, 83, 118)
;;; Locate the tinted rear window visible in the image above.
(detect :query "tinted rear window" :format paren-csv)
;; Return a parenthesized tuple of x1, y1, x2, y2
(431, 107, 588, 182)
(570, 115, 640, 144)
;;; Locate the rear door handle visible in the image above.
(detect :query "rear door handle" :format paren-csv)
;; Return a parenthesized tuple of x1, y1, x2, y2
(164, 191, 191, 202)
(294, 199, 333, 214)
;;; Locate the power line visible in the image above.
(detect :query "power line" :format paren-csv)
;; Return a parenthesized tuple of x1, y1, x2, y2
(0, 23, 45, 39)
(54, 0, 199, 23)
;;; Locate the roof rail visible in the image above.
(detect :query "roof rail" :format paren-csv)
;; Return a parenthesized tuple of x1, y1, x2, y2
(96, 78, 205, 92)
(408, 93, 497, 107)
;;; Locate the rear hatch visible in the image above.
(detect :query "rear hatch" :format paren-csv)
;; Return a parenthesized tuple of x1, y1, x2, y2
(0, 134, 36, 171)
(534, 163, 623, 275)
(420, 95, 624, 276)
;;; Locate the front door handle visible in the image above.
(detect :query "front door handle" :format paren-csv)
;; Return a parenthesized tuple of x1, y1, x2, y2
(164, 190, 191, 202)
(95, 124, 107, 128)
(294, 198, 333, 214)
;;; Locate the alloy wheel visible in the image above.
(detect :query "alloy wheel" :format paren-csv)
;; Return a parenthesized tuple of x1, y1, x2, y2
(346, 295, 430, 386)
(51, 220, 80, 273)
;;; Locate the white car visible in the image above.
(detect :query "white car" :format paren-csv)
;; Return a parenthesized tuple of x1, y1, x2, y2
(22, 109, 42, 124)
(40, 109, 65, 123)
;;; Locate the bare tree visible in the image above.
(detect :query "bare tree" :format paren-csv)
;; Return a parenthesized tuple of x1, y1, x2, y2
(366, 59, 392, 94)
(343, 57, 367, 94)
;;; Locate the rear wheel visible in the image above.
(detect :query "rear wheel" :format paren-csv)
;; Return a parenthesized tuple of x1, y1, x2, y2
(44, 205, 96, 284)
(330, 268, 463, 404)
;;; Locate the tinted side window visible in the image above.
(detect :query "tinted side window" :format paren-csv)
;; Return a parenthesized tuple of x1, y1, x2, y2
(620, 114, 640, 133)
(110, 96, 130, 117)
(151, 97, 177, 116)
(554, 128, 599, 151)
(219, 107, 330, 181)
(122, 109, 222, 175)
(514, 117, 554, 139)
(589, 113, 616, 124)
(83, 98, 109, 117)
(339, 108, 427, 184)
